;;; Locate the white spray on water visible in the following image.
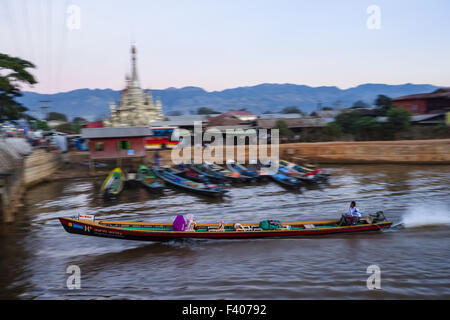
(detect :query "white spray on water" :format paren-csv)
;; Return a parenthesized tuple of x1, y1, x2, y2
(401, 204, 450, 228)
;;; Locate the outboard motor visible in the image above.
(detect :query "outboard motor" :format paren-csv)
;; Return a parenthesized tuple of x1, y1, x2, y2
(367, 211, 386, 224)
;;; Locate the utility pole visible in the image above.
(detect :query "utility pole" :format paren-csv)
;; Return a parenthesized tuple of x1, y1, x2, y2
(40, 100, 51, 121)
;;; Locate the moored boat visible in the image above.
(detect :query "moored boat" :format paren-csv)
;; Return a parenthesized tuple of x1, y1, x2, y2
(153, 166, 225, 197)
(204, 162, 254, 183)
(169, 164, 210, 183)
(226, 160, 259, 180)
(100, 168, 125, 198)
(137, 165, 164, 192)
(58, 212, 392, 242)
(258, 165, 302, 189)
(279, 160, 330, 182)
(188, 164, 226, 183)
(270, 171, 302, 189)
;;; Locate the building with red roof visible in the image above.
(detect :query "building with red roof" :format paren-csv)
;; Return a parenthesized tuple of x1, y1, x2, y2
(393, 88, 450, 114)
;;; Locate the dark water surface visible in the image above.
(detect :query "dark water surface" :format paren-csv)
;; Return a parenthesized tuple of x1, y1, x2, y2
(1, 165, 449, 299)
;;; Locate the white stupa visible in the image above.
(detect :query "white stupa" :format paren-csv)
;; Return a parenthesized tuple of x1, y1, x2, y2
(104, 45, 163, 127)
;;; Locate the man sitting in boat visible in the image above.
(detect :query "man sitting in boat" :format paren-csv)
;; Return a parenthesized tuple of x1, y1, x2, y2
(339, 201, 362, 226)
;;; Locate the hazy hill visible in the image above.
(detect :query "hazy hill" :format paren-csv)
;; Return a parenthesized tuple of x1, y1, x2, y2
(17, 83, 441, 121)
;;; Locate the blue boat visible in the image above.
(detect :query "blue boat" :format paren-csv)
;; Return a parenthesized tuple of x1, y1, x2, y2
(270, 172, 301, 189)
(153, 167, 225, 198)
(226, 161, 259, 180)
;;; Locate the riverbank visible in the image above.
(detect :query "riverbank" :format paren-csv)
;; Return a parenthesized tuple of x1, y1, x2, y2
(1, 146, 63, 222)
(280, 139, 450, 164)
(148, 139, 450, 165)
(17, 138, 450, 190)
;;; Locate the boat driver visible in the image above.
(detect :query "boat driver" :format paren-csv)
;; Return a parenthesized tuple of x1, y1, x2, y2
(339, 201, 362, 226)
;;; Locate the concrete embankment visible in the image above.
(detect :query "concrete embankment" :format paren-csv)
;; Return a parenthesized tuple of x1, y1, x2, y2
(24, 149, 62, 187)
(0, 139, 30, 222)
(0, 141, 63, 223)
(142, 139, 450, 165)
(279, 139, 450, 164)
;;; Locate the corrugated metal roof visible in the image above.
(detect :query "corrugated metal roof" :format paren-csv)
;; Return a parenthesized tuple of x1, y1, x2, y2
(259, 113, 303, 119)
(81, 126, 153, 139)
(257, 117, 329, 129)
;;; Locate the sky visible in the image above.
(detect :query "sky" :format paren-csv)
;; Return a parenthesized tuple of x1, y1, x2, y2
(1, 0, 449, 94)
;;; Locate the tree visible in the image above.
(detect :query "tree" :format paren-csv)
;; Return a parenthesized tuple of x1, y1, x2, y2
(351, 100, 369, 109)
(274, 119, 293, 138)
(197, 107, 220, 115)
(322, 122, 343, 138)
(72, 117, 88, 124)
(32, 120, 50, 131)
(335, 110, 362, 134)
(166, 110, 183, 116)
(46, 112, 67, 122)
(374, 95, 392, 115)
(281, 106, 305, 115)
(386, 107, 411, 132)
(354, 116, 382, 140)
(321, 106, 334, 111)
(0, 53, 37, 123)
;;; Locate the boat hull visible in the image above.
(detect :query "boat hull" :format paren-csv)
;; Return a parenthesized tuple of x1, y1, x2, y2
(59, 217, 392, 242)
(100, 168, 125, 198)
(153, 167, 224, 198)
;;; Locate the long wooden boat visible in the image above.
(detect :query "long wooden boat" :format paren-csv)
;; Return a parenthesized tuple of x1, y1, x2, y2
(204, 162, 254, 183)
(188, 164, 226, 183)
(278, 166, 315, 184)
(279, 160, 330, 182)
(153, 166, 225, 197)
(169, 165, 210, 183)
(100, 168, 125, 198)
(58, 213, 392, 242)
(270, 171, 302, 189)
(137, 165, 164, 192)
(226, 161, 259, 180)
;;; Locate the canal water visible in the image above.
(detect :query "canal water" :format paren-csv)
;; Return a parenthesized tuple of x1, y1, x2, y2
(1, 165, 449, 299)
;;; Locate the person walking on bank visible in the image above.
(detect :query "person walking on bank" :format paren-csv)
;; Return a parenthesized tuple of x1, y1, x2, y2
(154, 151, 161, 167)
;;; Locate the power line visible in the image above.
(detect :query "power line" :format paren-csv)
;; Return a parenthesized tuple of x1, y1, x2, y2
(21, 0, 35, 63)
(46, 0, 53, 93)
(1, 0, 22, 56)
(55, 0, 70, 93)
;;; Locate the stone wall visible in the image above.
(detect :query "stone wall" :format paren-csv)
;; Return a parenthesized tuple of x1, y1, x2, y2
(24, 149, 62, 187)
(144, 139, 450, 165)
(280, 139, 450, 164)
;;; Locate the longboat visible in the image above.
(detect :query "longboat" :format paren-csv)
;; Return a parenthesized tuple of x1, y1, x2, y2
(279, 160, 330, 182)
(100, 168, 125, 198)
(137, 165, 164, 193)
(152, 166, 225, 197)
(269, 171, 302, 189)
(188, 164, 226, 183)
(226, 161, 259, 180)
(169, 165, 210, 183)
(204, 162, 254, 183)
(58, 212, 392, 242)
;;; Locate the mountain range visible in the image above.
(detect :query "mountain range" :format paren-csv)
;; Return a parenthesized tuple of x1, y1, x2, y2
(17, 83, 443, 121)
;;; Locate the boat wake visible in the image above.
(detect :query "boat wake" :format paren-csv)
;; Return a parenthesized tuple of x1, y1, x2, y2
(400, 204, 450, 228)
